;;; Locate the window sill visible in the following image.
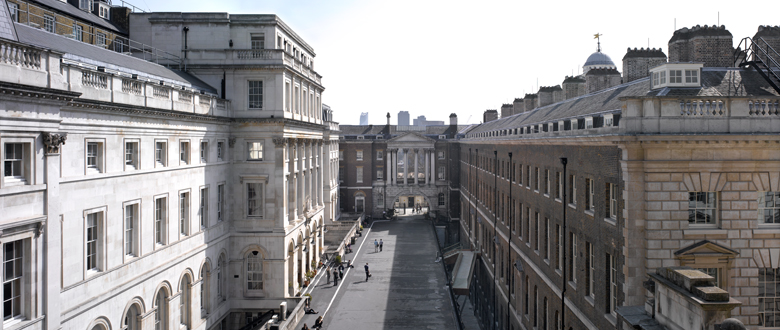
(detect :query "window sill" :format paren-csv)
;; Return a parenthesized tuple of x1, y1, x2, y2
(568, 281, 577, 290)
(585, 296, 595, 307)
(543, 194, 550, 198)
(584, 210, 594, 217)
(604, 218, 617, 226)
(555, 269, 562, 277)
(555, 198, 562, 203)
(604, 313, 617, 327)
(568, 203, 577, 210)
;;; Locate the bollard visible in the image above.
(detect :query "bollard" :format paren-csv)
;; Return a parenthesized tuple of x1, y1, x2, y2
(279, 301, 287, 321)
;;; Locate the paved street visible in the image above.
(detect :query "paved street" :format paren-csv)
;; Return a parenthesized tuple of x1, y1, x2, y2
(299, 214, 457, 330)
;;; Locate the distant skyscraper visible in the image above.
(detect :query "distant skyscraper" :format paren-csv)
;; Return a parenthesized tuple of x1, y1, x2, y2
(359, 112, 368, 125)
(398, 111, 410, 126)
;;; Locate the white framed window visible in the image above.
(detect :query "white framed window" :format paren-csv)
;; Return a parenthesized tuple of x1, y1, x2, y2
(246, 251, 263, 291)
(246, 182, 264, 218)
(85, 139, 104, 174)
(154, 196, 167, 246)
(200, 267, 209, 315)
(154, 289, 168, 330)
(534, 212, 540, 252)
(377, 170, 383, 180)
(556, 224, 562, 271)
(85, 208, 105, 274)
(585, 178, 594, 211)
(248, 81, 263, 110)
(377, 151, 383, 161)
(123, 202, 140, 258)
(79, 0, 90, 10)
(179, 191, 190, 236)
(44, 14, 55, 33)
(96, 32, 106, 47)
(247, 141, 263, 161)
(759, 268, 780, 327)
(688, 192, 718, 226)
(3, 239, 25, 323)
(685, 69, 699, 83)
(250, 34, 264, 50)
(180, 276, 191, 329)
(124, 139, 139, 170)
(696, 267, 723, 289)
(3, 142, 31, 186)
(569, 232, 576, 283)
(556, 171, 562, 200)
(217, 255, 225, 300)
(758, 192, 780, 225)
(180, 140, 190, 165)
(200, 141, 208, 163)
(438, 151, 444, 159)
(608, 253, 618, 316)
(8, 2, 17, 22)
(669, 69, 682, 83)
(217, 184, 225, 222)
(438, 166, 445, 180)
(217, 141, 224, 162)
(534, 167, 539, 191)
(569, 175, 576, 205)
(544, 169, 550, 195)
(586, 242, 594, 299)
(356, 150, 363, 161)
(199, 187, 208, 229)
(356, 166, 363, 183)
(155, 140, 167, 167)
(339, 150, 344, 161)
(526, 165, 531, 188)
(607, 183, 618, 220)
(73, 24, 82, 41)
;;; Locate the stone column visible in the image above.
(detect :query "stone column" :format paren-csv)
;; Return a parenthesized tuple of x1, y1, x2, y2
(424, 149, 430, 184)
(403, 149, 409, 185)
(318, 141, 323, 206)
(274, 138, 289, 226)
(42, 132, 64, 330)
(392, 149, 398, 185)
(297, 140, 304, 219)
(414, 149, 419, 185)
(431, 150, 436, 183)
(386, 148, 392, 185)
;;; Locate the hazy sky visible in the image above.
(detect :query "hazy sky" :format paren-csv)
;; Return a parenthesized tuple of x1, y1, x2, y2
(141, 0, 778, 125)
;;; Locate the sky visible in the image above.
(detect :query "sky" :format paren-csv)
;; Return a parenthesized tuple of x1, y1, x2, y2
(140, 0, 779, 125)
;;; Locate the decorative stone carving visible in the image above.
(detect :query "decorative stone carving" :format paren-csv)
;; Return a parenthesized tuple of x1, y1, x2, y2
(42, 132, 67, 154)
(35, 220, 46, 238)
(273, 138, 288, 147)
(228, 137, 237, 147)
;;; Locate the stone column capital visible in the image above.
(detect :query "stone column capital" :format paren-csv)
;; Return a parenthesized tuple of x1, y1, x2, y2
(228, 137, 237, 147)
(272, 138, 288, 148)
(42, 132, 67, 154)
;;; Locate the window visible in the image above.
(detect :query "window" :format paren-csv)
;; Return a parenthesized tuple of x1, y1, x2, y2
(685, 69, 699, 83)
(79, 0, 90, 10)
(518, 164, 523, 185)
(73, 24, 83, 42)
(568, 175, 576, 205)
(544, 218, 549, 260)
(180, 141, 190, 165)
(438, 166, 445, 180)
(44, 14, 55, 33)
(524, 276, 529, 316)
(607, 183, 618, 219)
(607, 253, 617, 316)
(124, 140, 139, 170)
(659, 70, 666, 84)
(4, 143, 29, 185)
(247, 251, 263, 290)
(86, 141, 104, 173)
(154, 290, 168, 330)
(200, 141, 208, 163)
(556, 224, 562, 270)
(438, 151, 444, 159)
(669, 69, 682, 83)
(534, 167, 539, 191)
(377, 170, 383, 180)
(585, 178, 594, 211)
(199, 187, 208, 229)
(338, 150, 344, 161)
(86, 211, 103, 272)
(155, 197, 167, 245)
(200, 267, 209, 314)
(217, 255, 225, 300)
(248, 81, 263, 110)
(356, 150, 363, 161)
(217, 142, 224, 161)
(534, 212, 540, 252)
(586, 242, 594, 299)
(556, 171, 562, 200)
(526, 166, 531, 188)
(217, 184, 224, 222)
(180, 192, 190, 236)
(250, 35, 264, 50)
(438, 193, 445, 206)
(696, 268, 722, 289)
(124, 203, 139, 257)
(247, 142, 263, 160)
(377, 151, 383, 160)
(569, 232, 576, 283)
(544, 169, 550, 195)
(180, 276, 191, 329)
(3, 240, 24, 322)
(688, 192, 717, 225)
(96, 32, 106, 47)
(760, 268, 780, 326)
(8, 2, 17, 22)
(356, 166, 363, 183)
(338, 167, 345, 182)
(759, 192, 780, 224)
(247, 183, 264, 218)
(155, 141, 167, 167)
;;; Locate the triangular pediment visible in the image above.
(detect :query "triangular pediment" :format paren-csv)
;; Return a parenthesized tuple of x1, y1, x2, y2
(387, 132, 435, 144)
(675, 240, 739, 257)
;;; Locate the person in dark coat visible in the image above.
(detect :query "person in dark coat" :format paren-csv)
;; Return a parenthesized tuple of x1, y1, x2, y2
(333, 268, 339, 286)
(364, 263, 370, 281)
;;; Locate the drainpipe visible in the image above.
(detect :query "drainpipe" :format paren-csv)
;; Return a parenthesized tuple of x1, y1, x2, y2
(507, 152, 512, 329)
(560, 157, 568, 330)
(492, 150, 498, 330)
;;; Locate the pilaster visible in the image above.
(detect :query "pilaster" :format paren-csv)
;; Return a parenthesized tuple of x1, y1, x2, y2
(43, 132, 65, 330)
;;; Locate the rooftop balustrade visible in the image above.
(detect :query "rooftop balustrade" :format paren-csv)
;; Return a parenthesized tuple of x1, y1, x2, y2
(185, 48, 322, 85)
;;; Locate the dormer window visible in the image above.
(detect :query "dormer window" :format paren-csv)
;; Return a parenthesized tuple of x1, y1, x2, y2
(585, 117, 593, 129)
(650, 63, 703, 89)
(604, 114, 614, 127)
(79, 0, 91, 10)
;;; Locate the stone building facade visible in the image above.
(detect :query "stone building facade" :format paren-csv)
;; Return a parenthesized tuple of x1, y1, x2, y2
(0, 8, 338, 330)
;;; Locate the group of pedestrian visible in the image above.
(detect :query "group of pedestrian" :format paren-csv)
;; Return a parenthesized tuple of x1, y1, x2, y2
(373, 239, 383, 252)
(300, 315, 324, 330)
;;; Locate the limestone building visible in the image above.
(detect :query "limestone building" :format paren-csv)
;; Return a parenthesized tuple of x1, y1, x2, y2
(0, 5, 337, 330)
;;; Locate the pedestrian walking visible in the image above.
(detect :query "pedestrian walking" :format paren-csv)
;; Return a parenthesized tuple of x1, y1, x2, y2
(326, 266, 331, 284)
(374, 239, 379, 252)
(333, 269, 339, 286)
(364, 263, 370, 281)
(379, 239, 383, 252)
(339, 264, 344, 279)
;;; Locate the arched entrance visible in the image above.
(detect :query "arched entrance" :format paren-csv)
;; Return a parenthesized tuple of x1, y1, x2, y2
(390, 193, 433, 216)
(297, 233, 303, 287)
(287, 241, 295, 296)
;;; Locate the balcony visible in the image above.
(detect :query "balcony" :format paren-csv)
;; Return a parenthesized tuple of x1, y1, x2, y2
(185, 48, 322, 85)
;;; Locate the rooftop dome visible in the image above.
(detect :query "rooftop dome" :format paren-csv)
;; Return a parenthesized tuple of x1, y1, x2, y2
(583, 51, 616, 74)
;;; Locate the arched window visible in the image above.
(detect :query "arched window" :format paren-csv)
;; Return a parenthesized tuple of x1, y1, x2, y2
(217, 255, 225, 301)
(200, 265, 209, 315)
(247, 251, 263, 291)
(180, 276, 191, 329)
(91, 324, 107, 330)
(154, 289, 168, 330)
(122, 303, 142, 330)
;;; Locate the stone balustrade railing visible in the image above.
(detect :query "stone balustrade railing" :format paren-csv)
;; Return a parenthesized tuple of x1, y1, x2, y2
(0, 39, 42, 69)
(186, 48, 322, 84)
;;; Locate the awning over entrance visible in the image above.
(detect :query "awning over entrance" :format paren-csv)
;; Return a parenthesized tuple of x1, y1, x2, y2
(452, 251, 476, 295)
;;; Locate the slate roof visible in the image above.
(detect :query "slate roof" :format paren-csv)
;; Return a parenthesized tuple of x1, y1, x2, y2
(16, 22, 216, 93)
(0, 0, 18, 41)
(466, 68, 780, 135)
(28, 0, 126, 33)
(339, 124, 473, 137)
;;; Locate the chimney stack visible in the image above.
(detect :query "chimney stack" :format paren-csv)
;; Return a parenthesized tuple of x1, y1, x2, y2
(622, 47, 667, 83)
(668, 25, 733, 67)
(449, 113, 457, 126)
(386, 112, 390, 126)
